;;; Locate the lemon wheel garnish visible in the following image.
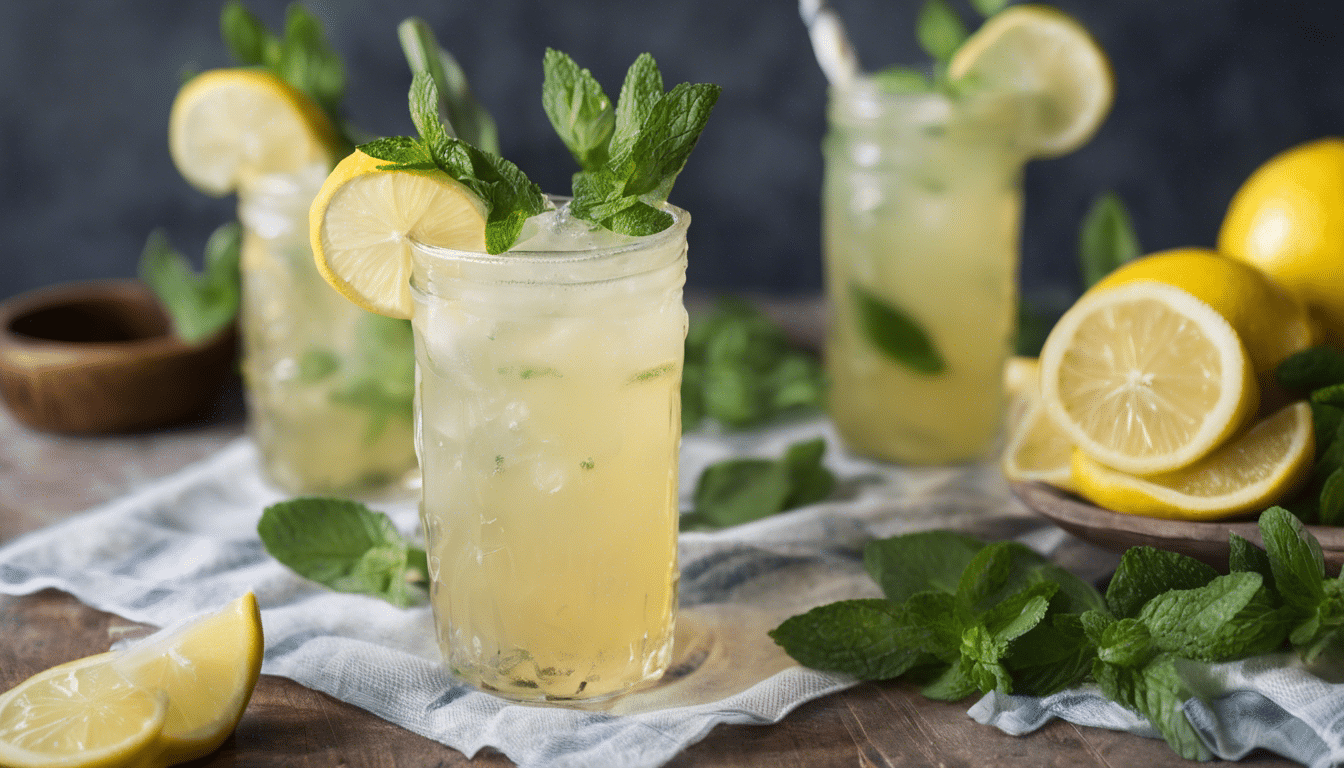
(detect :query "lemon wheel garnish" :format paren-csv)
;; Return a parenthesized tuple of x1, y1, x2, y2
(0, 593, 263, 768)
(111, 592, 264, 765)
(1001, 357, 1075, 491)
(1039, 281, 1258, 476)
(948, 4, 1113, 157)
(1070, 402, 1314, 520)
(169, 68, 339, 196)
(0, 656, 167, 768)
(1218, 137, 1344, 345)
(310, 149, 490, 319)
(1091, 247, 1319, 388)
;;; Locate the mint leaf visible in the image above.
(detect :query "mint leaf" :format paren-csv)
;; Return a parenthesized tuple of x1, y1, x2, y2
(1139, 572, 1292, 661)
(611, 53, 664, 160)
(409, 70, 452, 153)
(297, 347, 340, 383)
(541, 48, 614, 173)
(969, 0, 1010, 16)
(920, 658, 978, 701)
(1079, 191, 1142, 288)
(258, 498, 427, 607)
(1229, 533, 1275, 587)
(1276, 346, 1344, 392)
(1093, 616, 1155, 668)
(686, 438, 835, 529)
(1094, 654, 1211, 761)
(1005, 613, 1095, 696)
(397, 18, 500, 154)
(138, 223, 241, 344)
(1105, 546, 1218, 619)
(276, 4, 345, 115)
(358, 136, 437, 170)
(618, 81, 721, 200)
(1261, 506, 1326, 611)
(220, 0, 269, 65)
(850, 284, 945, 375)
(865, 531, 986, 603)
(956, 541, 1053, 615)
(872, 66, 933, 94)
(768, 599, 928, 680)
(329, 314, 414, 442)
(916, 0, 968, 67)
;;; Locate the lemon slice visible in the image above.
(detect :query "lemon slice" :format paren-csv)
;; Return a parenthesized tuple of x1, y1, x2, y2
(948, 4, 1113, 157)
(1039, 281, 1259, 476)
(310, 149, 489, 319)
(0, 656, 167, 768)
(1070, 402, 1313, 520)
(110, 592, 264, 765)
(170, 68, 339, 196)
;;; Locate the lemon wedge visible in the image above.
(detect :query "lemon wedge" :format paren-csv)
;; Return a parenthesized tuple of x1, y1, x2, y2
(1091, 247, 1319, 390)
(0, 593, 263, 768)
(0, 655, 166, 768)
(1070, 402, 1313, 520)
(309, 149, 489, 319)
(110, 593, 263, 765)
(169, 68, 340, 196)
(1039, 281, 1259, 476)
(948, 4, 1113, 157)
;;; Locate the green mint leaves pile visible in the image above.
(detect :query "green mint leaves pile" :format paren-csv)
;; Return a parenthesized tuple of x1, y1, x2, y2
(137, 223, 241, 344)
(771, 508, 1344, 760)
(543, 50, 721, 237)
(1274, 346, 1344, 525)
(683, 298, 827, 430)
(360, 48, 719, 254)
(873, 0, 1010, 94)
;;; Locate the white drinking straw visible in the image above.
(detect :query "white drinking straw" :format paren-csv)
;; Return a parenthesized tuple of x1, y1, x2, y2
(798, 0, 860, 88)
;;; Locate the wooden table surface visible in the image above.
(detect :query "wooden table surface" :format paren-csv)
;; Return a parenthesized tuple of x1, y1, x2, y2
(0, 378, 1300, 767)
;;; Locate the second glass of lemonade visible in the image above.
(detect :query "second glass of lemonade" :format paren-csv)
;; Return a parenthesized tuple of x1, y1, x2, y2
(823, 80, 1027, 464)
(411, 200, 689, 703)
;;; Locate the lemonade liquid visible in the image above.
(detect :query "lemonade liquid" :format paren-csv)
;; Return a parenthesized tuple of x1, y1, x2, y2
(823, 80, 1027, 464)
(410, 201, 688, 702)
(237, 166, 418, 495)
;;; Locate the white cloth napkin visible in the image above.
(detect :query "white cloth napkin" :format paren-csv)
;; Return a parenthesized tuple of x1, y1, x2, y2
(29, 416, 1336, 767)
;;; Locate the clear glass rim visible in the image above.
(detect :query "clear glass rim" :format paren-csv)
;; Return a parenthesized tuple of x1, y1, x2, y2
(409, 197, 690, 266)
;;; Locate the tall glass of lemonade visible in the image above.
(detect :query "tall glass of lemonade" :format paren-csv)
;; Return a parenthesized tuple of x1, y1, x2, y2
(814, 5, 1113, 464)
(410, 202, 688, 702)
(823, 82, 1026, 464)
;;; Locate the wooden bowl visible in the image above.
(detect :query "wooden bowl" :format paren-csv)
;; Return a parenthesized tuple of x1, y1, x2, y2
(0, 279, 237, 433)
(1012, 480, 1344, 576)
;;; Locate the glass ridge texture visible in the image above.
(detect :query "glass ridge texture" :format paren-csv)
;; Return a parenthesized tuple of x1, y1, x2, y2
(237, 165, 418, 495)
(822, 80, 1027, 464)
(411, 201, 689, 703)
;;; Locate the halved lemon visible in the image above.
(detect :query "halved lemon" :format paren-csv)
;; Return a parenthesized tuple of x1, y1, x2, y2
(111, 592, 264, 765)
(948, 4, 1113, 157)
(0, 655, 166, 768)
(1003, 402, 1076, 491)
(1070, 402, 1313, 520)
(1039, 281, 1259, 476)
(169, 68, 340, 196)
(309, 149, 489, 319)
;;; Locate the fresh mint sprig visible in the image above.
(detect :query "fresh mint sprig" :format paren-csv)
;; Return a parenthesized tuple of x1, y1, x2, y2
(771, 509, 1344, 761)
(360, 71, 547, 254)
(137, 223, 241, 344)
(542, 50, 721, 236)
(872, 0, 1007, 94)
(258, 498, 427, 607)
(397, 18, 500, 155)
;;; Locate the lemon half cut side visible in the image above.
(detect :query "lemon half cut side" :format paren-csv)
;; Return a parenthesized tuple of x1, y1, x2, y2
(309, 150, 490, 319)
(1070, 402, 1314, 520)
(1039, 280, 1258, 476)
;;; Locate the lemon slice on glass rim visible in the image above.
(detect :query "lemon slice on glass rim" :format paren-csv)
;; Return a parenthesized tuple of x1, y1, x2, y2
(169, 68, 341, 196)
(309, 149, 490, 319)
(948, 4, 1114, 157)
(1039, 280, 1259, 476)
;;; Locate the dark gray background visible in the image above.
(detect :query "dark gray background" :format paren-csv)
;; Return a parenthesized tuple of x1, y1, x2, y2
(2, 0, 1341, 305)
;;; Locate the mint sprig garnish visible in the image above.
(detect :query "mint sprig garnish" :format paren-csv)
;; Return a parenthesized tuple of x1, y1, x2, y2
(258, 498, 427, 607)
(137, 223, 241, 344)
(360, 71, 547, 254)
(851, 284, 945, 375)
(397, 18, 500, 155)
(542, 50, 721, 236)
(772, 509, 1344, 760)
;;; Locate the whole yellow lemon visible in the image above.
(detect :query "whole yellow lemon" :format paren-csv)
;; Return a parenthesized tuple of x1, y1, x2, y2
(1218, 138, 1344, 344)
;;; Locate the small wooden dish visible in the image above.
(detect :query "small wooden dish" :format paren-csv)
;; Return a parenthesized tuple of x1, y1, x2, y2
(0, 279, 237, 433)
(1011, 480, 1344, 576)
